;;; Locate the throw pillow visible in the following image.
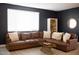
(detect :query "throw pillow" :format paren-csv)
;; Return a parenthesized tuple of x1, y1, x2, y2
(43, 31, 51, 38)
(8, 32, 19, 42)
(52, 32, 63, 40)
(63, 32, 71, 43)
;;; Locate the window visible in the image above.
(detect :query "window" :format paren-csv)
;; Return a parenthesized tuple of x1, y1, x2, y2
(7, 9, 39, 31)
(68, 18, 77, 29)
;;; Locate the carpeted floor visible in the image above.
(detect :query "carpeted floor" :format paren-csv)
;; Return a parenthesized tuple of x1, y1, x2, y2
(0, 44, 79, 55)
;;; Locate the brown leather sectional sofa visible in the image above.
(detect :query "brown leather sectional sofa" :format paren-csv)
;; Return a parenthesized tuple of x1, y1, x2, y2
(6, 32, 78, 52)
(6, 32, 43, 51)
(44, 33, 78, 52)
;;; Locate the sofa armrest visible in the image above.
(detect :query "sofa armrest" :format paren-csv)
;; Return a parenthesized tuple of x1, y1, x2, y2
(6, 38, 11, 44)
(67, 39, 78, 44)
(66, 39, 78, 51)
(6, 34, 11, 44)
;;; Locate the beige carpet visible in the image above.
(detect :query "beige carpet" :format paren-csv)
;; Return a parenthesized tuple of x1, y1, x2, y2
(10, 47, 79, 55)
(0, 45, 10, 55)
(0, 44, 79, 55)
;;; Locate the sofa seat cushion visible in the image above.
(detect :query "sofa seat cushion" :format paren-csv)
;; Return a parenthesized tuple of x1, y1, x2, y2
(25, 39, 40, 43)
(7, 39, 40, 46)
(45, 39, 68, 46)
(8, 41, 25, 44)
(6, 40, 40, 51)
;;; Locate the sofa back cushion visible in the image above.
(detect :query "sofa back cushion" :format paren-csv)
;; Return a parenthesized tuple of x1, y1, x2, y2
(70, 33, 77, 39)
(39, 32, 43, 38)
(19, 32, 43, 40)
(63, 33, 71, 43)
(8, 32, 19, 42)
(52, 32, 63, 41)
(21, 33, 31, 40)
(31, 32, 40, 38)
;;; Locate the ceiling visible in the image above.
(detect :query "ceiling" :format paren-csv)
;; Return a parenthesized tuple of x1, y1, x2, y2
(9, 3, 79, 11)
